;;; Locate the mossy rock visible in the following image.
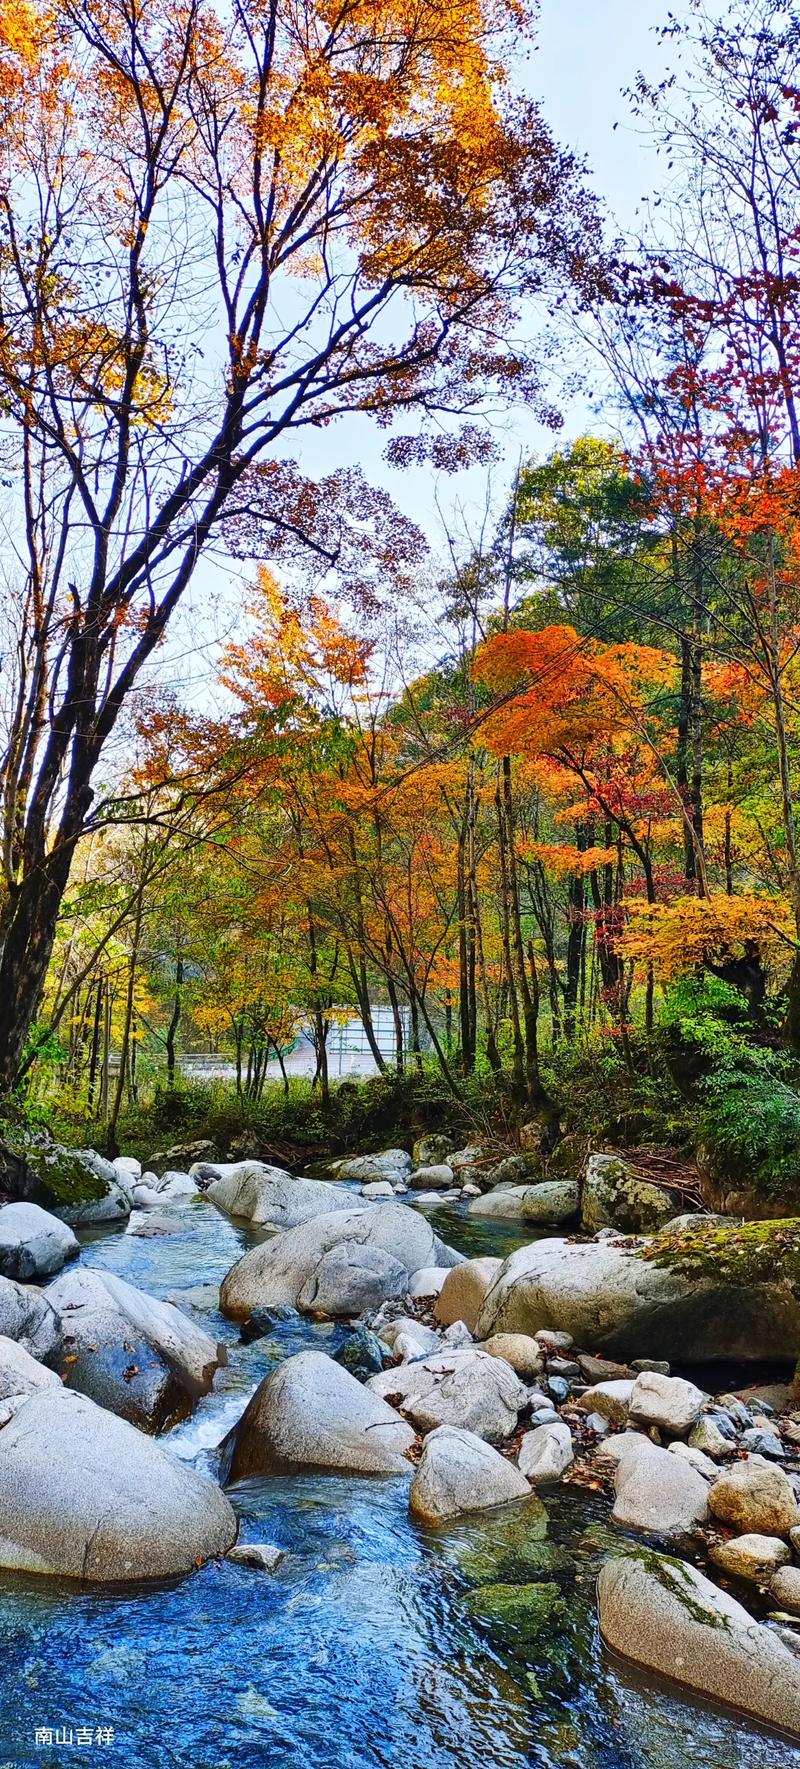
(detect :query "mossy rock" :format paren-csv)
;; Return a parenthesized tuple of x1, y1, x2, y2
(463, 1581, 566, 1645)
(0, 1134, 109, 1209)
(461, 1539, 576, 1588)
(643, 1217, 800, 1294)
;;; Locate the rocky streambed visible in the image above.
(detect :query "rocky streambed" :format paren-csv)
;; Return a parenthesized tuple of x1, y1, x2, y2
(1, 1141, 800, 1765)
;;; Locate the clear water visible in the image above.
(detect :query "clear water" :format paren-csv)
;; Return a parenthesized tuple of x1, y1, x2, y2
(0, 1195, 798, 1769)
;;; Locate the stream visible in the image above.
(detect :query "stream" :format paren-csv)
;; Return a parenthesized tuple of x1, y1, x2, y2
(2, 1190, 800, 1769)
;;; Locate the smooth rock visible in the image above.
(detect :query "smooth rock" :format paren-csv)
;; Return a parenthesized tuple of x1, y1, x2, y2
(0, 1334, 60, 1401)
(56, 1149, 133, 1225)
(220, 1204, 454, 1321)
(709, 1533, 790, 1583)
(770, 1565, 800, 1616)
(576, 1380, 634, 1425)
(517, 1421, 574, 1484)
(611, 1439, 710, 1539)
(227, 1542, 284, 1572)
(688, 1417, 733, 1459)
(408, 1165, 455, 1191)
(0, 1388, 236, 1581)
(377, 1318, 440, 1358)
(409, 1425, 531, 1523)
(709, 1460, 799, 1535)
(480, 1333, 544, 1379)
(435, 1258, 502, 1334)
(46, 1266, 225, 1429)
(368, 1348, 526, 1441)
(361, 1181, 395, 1199)
(113, 1156, 142, 1184)
(0, 1203, 79, 1282)
(598, 1551, 800, 1737)
(0, 1275, 61, 1364)
(668, 1442, 718, 1481)
(407, 1266, 449, 1299)
(474, 1234, 800, 1363)
(628, 1371, 706, 1438)
(578, 1354, 632, 1384)
(332, 1150, 412, 1182)
(220, 1350, 415, 1480)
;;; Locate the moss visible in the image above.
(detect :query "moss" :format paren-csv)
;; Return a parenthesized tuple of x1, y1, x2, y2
(640, 1217, 800, 1292)
(461, 1539, 575, 1588)
(625, 1547, 732, 1633)
(462, 1581, 566, 1644)
(17, 1142, 107, 1207)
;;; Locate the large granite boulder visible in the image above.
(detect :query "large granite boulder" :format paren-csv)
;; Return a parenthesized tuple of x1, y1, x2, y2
(468, 1181, 578, 1225)
(0, 1334, 61, 1402)
(0, 1387, 236, 1581)
(1, 1140, 133, 1226)
(203, 1162, 356, 1228)
(0, 1203, 79, 1282)
(409, 1425, 531, 1523)
(598, 1551, 800, 1737)
(608, 1436, 710, 1539)
(435, 1258, 502, 1333)
(0, 1275, 61, 1364)
(220, 1349, 415, 1481)
(330, 1150, 412, 1183)
(219, 1204, 458, 1321)
(474, 1234, 800, 1362)
(582, 1153, 677, 1234)
(46, 1266, 226, 1429)
(367, 1347, 525, 1441)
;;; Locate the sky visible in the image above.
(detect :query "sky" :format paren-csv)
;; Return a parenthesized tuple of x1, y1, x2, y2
(163, 0, 697, 702)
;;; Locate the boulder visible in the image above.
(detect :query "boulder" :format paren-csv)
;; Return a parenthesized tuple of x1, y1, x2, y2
(466, 1187, 529, 1219)
(412, 1134, 454, 1168)
(598, 1551, 800, 1738)
(577, 1353, 632, 1384)
(480, 1333, 544, 1379)
(331, 1150, 412, 1182)
(687, 1416, 733, 1459)
(473, 1233, 800, 1363)
(204, 1162, 357, 1229)
(770, 1564, 800, 1615)
(55, 1148, 134, 1225)
(332, 1326, 386, 1381)
(377, 1318, 440, 1360)
(0, 1275, 61, 1364)
(582, 1152, 677, 1234)
(367, 1348, 525, 1441)
(0, 1387, 235, 1581)
(627, 1371, 706, 1438)
(227, 1543, 283, 1573)
(409, 1426, 531, 1524)
(610, 1439, 710, 1539)
(0, 1334, 60, 1401)
(220, 1350, 415, 1480)
(219, 1204, 457, 1321)
(156, 1171, 198, 1199)
(575, 1380, 634, 1426)
(407, 1266, 448, 1299)
(517, 1421, 574, 1484)
(361, 1181, 395, 1199)
(113, 1156, 142, 1185)
(435, 1257, 502, 1334)
(709, 1533, 790, 1583)
(668, 1442, 719, 1481)
(46, 1266, 226, 1430)
(469, 1181, 578, 1224)
(408, 1164, 455, 1191)
(708, 1459, 799, 1535)
(0, 1203, 79, 1282)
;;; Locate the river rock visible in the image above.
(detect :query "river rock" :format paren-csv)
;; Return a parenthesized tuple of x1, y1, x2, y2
(668, 1442, 719, 1480)
(0, 1275, 61, 1364)
(521, 1181, 580, 1224)
(466, 1187, 531, 1219)
(220, 1204, 455, 1321)
(408, 1165, 454, 1191)
(611, 1439, 710, 1539)
(0, 1387, 235, 1580)
(598, 1551, 800, 1737)
(227, 1543, 284, 1573)
(582, 1152, 677, 1234)
(708, 1459, 799, 1535)
(205, 1162, 356, 1229)
(0, 1202, 79, 1282)
(435, 1257, 502, 1333)
(367, 1348, 525, 1440)
(770, 1565, 800, 1615)
(628, 1371, 706, 1438)
(473, 1234, 800, 1362)
(412, 1134, 455, 1168)
(113, 1156, 142, 1185)
(687, 1416, 733, 1458)
(517, 1421, 574, 1483)
(0, 1334, 61, 1401)
(377, 1317, 440, 1359)
(480, 1333, 544, 1379)
(52, 1149, 133, 1226)
(331, 1150, 412, 1182)
(361, 1181, 395, 1199)
(709, 1533, 790, 1583)
(220, 1349, 415, 1480)
(46, 1266, 226, 1429)
(407, 1266, 449, 1299)
(576, 1380, 634, 1425)
(409, 1425, 531, 1523)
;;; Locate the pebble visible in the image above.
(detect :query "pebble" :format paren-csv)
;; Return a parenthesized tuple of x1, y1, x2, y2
(227, 1543, 284, 1573)
(547, 1376, 571, 1403)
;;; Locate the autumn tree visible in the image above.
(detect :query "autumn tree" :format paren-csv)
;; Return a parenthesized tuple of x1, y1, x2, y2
(0, 0, 601, 1092)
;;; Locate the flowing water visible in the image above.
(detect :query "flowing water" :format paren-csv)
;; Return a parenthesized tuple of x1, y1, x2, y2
(1, 1192, 799, 1769)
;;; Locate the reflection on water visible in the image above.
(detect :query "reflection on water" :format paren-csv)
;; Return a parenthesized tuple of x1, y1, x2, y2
(0, 1193, 797, 1769)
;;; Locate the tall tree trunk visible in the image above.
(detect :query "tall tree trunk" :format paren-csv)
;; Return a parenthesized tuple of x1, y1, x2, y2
(166, 958, 184, 1087)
